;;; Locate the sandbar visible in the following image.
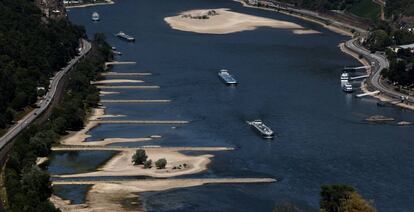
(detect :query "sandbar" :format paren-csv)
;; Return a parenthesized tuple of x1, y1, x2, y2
(164, 8, 319, 34)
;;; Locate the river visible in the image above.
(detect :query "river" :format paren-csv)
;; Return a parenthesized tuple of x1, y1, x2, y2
(53, 0, 414, 211)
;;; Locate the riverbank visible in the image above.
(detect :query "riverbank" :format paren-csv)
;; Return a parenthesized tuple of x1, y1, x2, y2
(65, 0, 114, 9)
(51, 105, 272, 211)
(234, 0, 355, 36)
(164, 8, 319, 35)
(51, 178, 276, 211)
(237, 0, 414, 112)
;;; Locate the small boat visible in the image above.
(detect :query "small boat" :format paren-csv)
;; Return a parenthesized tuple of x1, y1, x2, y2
(247, 120, 274, 139)
(218, 69, 237, 85)
(341, 72, 349, 81)
(343, 82, 353, 93)
(92, 12, 100, 21)
(115, 31, 135, 42)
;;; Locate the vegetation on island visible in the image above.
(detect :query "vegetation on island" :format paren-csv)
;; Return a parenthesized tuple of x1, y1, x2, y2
(132, 149, 148, 165)
(155, 158, 167, 169)
(144, 159, 153, 169)
(273, 184, 376, 212)
(2, 34, 112, 211)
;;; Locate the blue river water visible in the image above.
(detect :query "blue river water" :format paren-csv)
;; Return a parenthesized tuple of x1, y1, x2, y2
(57, 0, 414, 211)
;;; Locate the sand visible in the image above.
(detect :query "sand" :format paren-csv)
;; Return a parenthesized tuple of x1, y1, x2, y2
(164, 8, 319, 35)
(235, 0, 353, 36)
(59, 108, 104, 146)
(52, 147, 233, 179)
(52, 178, 276, 212)
(99, 91, 120, 97)
(52, 147, 226, 178)
(92, 79, 144, 84)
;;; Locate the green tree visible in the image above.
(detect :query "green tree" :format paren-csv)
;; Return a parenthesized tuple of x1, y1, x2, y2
(320, 184, 376, 212)
(365, 30, 392, 52)
(52, 116, 67, 135)
(155, 158, 167, 169)
(132, 149, 147, 165)
(144, 159, 152, 169)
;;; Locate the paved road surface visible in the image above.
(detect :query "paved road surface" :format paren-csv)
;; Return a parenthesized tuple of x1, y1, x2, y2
(0, 39, 91, 151)
(345, 38, 414, 103)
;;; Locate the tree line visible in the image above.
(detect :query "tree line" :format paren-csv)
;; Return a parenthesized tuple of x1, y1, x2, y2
(2, 34, 112, 212)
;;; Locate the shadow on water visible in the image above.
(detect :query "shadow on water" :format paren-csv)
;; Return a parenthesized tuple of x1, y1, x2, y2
(47, 151, 117, 175)
(53, 184, 92, 204)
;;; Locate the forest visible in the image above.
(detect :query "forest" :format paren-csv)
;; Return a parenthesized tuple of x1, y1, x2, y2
(2, 33, 112, 212)
(0, 0, 84, 129)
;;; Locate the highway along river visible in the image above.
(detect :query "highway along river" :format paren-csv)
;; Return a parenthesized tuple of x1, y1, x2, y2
(50, 0, 414, 211)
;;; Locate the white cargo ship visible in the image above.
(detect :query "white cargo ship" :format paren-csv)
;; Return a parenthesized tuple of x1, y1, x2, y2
(247, 120, 274, 139)
(218, 69, 237, 85)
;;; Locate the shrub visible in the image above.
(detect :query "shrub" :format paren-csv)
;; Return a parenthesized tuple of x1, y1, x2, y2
(155, 158, 167, 169)
(143, 160, 152, 169)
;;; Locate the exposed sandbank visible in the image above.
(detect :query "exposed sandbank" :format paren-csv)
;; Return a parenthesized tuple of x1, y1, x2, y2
(99, 91, 120, 97)
(92, 79, 144, 84)
(101, 72, 152, 76)
(164, 8, 320, 34)
(53, 148, 213, 178)
(52, 178, 276, 212)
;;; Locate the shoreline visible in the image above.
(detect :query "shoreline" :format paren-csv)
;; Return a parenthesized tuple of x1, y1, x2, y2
(65, 0, 114, 9)
(236, 0, 414, 112)
(164, 8, 320, 35)
(233, 0, 354, 37)
(51, 178, 276, 211)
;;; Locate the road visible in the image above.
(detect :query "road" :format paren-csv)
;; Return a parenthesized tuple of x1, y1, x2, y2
(249, 0, 412, 105)
(345, 38, 414, 103)
(0, 39, 91, 151)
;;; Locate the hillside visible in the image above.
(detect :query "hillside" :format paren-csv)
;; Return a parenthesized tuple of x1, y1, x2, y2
(0, 0, 84, 129)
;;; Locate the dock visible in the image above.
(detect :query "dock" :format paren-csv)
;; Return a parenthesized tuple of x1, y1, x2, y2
(100, 100, 171, 103)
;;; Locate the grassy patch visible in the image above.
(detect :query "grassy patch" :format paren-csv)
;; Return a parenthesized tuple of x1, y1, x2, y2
(349, 0, 381, 20)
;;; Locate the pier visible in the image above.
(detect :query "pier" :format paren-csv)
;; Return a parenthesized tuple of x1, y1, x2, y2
(102, 72, 152, 76)
(97, 85, 160, 89)
(90, 120, 189, 124)
(100, 100, 171, 103)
